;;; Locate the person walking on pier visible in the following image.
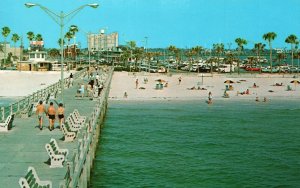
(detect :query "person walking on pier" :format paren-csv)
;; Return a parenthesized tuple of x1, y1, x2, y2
(57, 103, 65, 130)
(47, 102, 56, 131)
(36, 101, 46, 130)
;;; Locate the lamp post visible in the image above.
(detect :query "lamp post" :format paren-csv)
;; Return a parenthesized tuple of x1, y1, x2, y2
(25, 2, 99, 103)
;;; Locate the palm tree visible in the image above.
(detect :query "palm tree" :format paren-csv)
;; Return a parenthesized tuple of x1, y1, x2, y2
(192, 46, 203, 73)
(11, 33, 20, 59)
(285, 34, 298, 70)
(69, 25, 79, 60)
(263, 32, 277, 73)
(69, 25, 78, 43)
(35, 34, 43, 41)
(225, 51, 236, 74)
(1, 26, 11, 67)
(167, 45, 178, 71)
(276, 52, 286, 66)
(133, 47, 144, 71)
(127, 41, 136, 71)
(48, 48, 60, 60)
(213, 43, 224, 73)
(254, 42, 266, 73)
(235, 38, 247, 75)
(26, 31, 35, 51)
(64, 31, 73, 58)
(58, 38, 65, 48)
(185, 49, 195, 72)
(35, 34, 43, 51)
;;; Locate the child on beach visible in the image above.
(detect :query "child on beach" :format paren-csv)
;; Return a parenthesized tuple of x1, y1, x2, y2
(208, 92, 212, 104)
(135, 79, 139, 89)
(36, 101, 46, 130)
(57, 103, 65, 130)
(178, 77, 182, 85)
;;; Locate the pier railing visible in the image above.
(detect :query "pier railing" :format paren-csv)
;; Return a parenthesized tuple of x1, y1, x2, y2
(59, 68, 113, 188)
(0, 69, 87, 121)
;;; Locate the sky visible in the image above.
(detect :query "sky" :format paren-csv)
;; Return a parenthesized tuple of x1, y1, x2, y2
(0, 0, 300, 49)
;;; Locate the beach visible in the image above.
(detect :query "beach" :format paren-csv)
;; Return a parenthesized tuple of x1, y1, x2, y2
(0, 71, 71, 97)
(109, 71, 300, 101)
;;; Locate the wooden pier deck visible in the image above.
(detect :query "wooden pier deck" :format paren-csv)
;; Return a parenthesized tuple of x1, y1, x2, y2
(0, 68, 112, 188)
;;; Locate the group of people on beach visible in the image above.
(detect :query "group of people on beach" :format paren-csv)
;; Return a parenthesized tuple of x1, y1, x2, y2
(36, 101, 65, 131)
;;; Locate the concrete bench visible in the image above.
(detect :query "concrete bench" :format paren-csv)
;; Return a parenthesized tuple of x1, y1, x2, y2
(61, 124, 76, 142)
(19, 166, 52, 188)
(72, 109, 86, 123)
(66, 116, 82, 132)
(0, 114, 14, 132)
(69, 113, 85, 127)
(45, 141, 66, 168)
(49, 138, 69, 158)
(64, 121, 80, 133)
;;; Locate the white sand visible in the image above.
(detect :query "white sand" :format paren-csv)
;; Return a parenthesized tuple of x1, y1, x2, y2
(109, 71, 300, 101)
(0, 71, 70, 97)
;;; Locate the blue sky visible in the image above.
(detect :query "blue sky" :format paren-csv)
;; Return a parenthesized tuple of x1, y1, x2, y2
(1, 0, 300, 49)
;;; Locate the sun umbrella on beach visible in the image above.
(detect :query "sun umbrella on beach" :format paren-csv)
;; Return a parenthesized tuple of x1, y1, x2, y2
(224, 80, 234, 84)
(155, 79, 166, 82)
(290, 80, 300, 90)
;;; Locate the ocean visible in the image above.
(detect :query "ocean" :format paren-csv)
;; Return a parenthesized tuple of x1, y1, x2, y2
(90, 100, 300, 187)
(0, 98, 16, 106)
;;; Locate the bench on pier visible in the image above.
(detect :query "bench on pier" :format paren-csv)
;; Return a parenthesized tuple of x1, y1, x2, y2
(45, 138, 68, 168)
(69, 113, 85, 126)
(19, 166, 52, 188)
(0, 114, 14, 132)
(20, 103, 34, 118)
(49, 138, 69, 157)
(66, 116, 82, 132)
(72, 109, 86, 123)
(61, 124, 76, 142)
(64, 121, 80, 133)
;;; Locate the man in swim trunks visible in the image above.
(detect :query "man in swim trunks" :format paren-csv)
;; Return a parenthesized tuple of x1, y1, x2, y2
(36, 101, 46, 130)
(47, 102, 56, 131)
(57, 103, 65, 130)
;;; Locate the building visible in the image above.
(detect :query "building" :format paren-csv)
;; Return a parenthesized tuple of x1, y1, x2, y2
(88, 30, 119, 52)
(18, 50, 67, 71)
(0, 42, 23, 62)
(63, 44, 80, 59)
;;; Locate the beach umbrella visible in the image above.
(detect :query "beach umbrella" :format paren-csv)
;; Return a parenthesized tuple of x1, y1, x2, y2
(290, 80, 300, 90)
(224, 80, 234, 84)
(155, 79, 166, 82)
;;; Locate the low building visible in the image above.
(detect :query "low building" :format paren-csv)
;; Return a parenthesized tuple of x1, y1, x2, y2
(17, 50, 66, 71)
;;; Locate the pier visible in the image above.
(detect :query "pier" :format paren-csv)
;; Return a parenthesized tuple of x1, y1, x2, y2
(0, 67, 113, 188)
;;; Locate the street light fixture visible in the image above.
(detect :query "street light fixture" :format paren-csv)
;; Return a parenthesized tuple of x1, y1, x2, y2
(25, 2, 99, 103)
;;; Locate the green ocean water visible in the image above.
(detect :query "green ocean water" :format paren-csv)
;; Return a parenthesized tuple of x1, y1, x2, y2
(90, 100, 300, 187)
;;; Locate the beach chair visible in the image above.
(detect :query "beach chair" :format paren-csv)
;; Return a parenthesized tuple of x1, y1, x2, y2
(45, 138, 68, 168)
(0, 114, 14, 132)
(61, 124, 76, 142)
(69, 113, 85, 126)
(19, 166, 52, 188)
(73, 109, 87, 123)
(66, 116, 82, 131)
(49, 138, 69, 158)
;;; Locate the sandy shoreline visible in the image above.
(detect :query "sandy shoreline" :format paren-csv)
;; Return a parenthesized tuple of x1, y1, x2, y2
(109, 71, 300, 101)
(0, 71, 70, 97)
(0, 70, 299, 101)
